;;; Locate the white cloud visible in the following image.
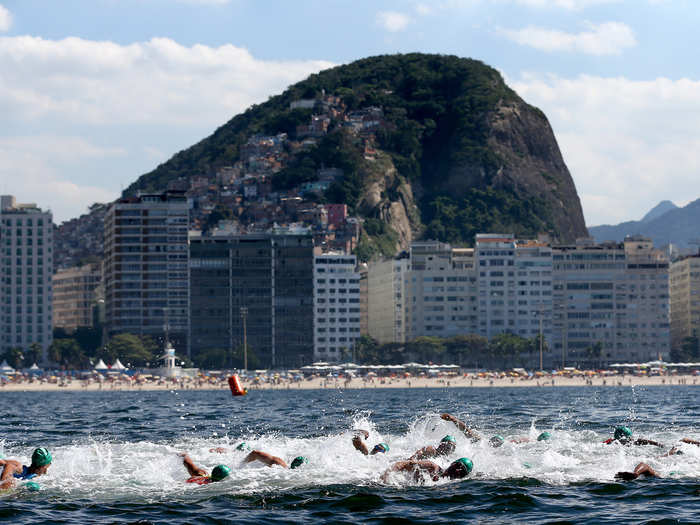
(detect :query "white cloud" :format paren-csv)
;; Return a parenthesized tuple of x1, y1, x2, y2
(509, 73, 700, 225)
(511, 0, 620, 9)
(0, 35, 334, 126)
(376, 11, 411, 32)
(0, 35, 334, 221)
(500, 21, 636, 55)
(0, 4, 11, 32)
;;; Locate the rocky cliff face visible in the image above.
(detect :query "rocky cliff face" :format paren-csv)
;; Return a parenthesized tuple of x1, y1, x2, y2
(486, 99, 588, 241)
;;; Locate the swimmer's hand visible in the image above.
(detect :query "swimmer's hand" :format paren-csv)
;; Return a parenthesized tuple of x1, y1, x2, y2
(440, 413, 454, 421)
(615, 471, 638, 481)
(354, 430, 369, 440)
(209, 447, 228, 454)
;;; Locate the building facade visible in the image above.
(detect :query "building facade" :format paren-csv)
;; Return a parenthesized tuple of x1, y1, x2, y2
(669, 254, 700, 350)
(552, 236, 670, 367)
(407, 241, 478, 339)
(313, 253, 361, 362)
(0, 195, 53, 362)
(366, 256, 409, 344)
(52, 262, 102, 331)
(103, 190, 189, 352)
(189, 233, 314, 368)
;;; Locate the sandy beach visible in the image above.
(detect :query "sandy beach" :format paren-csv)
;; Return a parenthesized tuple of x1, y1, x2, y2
(0, 374, 697, 392)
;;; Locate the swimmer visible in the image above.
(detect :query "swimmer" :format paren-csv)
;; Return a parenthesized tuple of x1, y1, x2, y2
(180, 453, 231, 485)
(0, 447, 52, 490)
(209, 442, 250, 454)
(381, 457, 473, 484)
(603, 426, 663, 447)
(410, 435, 457, 460)
(352, 430, 390, 455)
(441, 413, 504, 448)
(244, 450, 308, 469)
(663, 437, 700, 456)
(614, 462, 661, 481)
(510, 431, 552, 444)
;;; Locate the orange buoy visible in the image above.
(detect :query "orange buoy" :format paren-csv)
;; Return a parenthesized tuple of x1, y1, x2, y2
(228, 374, 247, 396)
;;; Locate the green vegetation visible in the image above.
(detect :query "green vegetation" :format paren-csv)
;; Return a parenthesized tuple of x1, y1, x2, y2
(125, 53, 563, 250)
(671, 336, 700, 362)
(353, 333, 547, 369)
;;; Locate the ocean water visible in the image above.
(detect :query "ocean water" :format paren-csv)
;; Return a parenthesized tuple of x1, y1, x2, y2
(1, 386, 699, 524)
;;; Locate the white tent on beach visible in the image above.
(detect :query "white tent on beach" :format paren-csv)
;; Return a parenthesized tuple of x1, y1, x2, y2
(94, 359, 108, 371)
(0, 360, 15, 373)
(112, 359, 127, 370)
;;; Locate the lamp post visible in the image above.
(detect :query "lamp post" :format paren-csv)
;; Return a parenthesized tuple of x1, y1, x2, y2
(240, 307, 248, 371)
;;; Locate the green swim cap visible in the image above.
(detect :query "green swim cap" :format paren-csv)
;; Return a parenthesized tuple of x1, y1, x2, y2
(235, 442, 250, 451)
(454, 457, 473, 475)
(441, 435, 456, 444)
(614, 426, 632, 440)
(211, 464, 231, 482)
(290, 456, 308, 469)
(522, 462, 532, 469)
(537, 431, 551, 442)
(24, 481, 40, 492)
(489, 435, 504, 448)
(372, 443, 389, 454)
(31, 448, 52, 467)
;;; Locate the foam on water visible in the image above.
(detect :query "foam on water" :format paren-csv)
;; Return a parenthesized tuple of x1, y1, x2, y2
(2, 410, 699, 502)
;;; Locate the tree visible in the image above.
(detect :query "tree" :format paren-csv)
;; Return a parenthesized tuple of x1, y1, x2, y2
(48, 339, 86, 369)
(2, 347, 24, 369)
(102, 334, 154, 367)
(671, 336, 700, 363)
(24, 343, 43, 367)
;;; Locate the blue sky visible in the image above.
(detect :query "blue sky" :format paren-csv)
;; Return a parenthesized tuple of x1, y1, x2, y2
(1, 0, 700, 226)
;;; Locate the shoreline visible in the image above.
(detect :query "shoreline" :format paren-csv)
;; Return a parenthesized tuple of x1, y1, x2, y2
(0, 374, 697, 392)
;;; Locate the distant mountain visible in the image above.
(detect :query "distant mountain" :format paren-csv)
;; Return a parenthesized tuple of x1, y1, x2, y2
(640, 200, 677, 223)
(589, 199, 700, 249)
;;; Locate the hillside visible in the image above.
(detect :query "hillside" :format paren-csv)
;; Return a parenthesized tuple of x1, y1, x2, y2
(589, 199, 700, 250)
(123, 53, 586, 256)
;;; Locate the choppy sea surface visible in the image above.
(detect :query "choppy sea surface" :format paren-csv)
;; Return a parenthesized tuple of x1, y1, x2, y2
(1, 386, 699, 524)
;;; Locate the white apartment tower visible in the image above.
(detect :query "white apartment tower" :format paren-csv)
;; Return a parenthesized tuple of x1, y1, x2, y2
(669, 254, 700, 350)
(313, 253, 361, 362)
(408, 241, 478, 338)
(474, 234, 553, 346)
(0, 195, 54, 362)
(104, 190, 189, 351)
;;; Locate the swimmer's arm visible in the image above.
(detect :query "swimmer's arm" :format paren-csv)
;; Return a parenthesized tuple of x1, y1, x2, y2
(634, 438, 664, 447)
(0, 459, 22, 490)
(209, 447, 228, 454)
(441, 413, 481, 441)
(352, 431, 370, 455)
(180, 454, 208, 477)
(244, 450, 288, 468)
(680, 438, 700, 446)
(410, 446, 437, 460)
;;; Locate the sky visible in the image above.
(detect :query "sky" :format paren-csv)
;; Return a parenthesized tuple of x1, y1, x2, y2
(1, 0, 700, 227)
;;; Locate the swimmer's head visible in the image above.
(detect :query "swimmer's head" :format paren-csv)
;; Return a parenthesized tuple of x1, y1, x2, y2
(614, 426, 632, 441)
(210, 464, 231, 482)
(371, 443, 389, 455)
(235, 442, 250, 451)
(290, 456, 308, 469)
(489, 435, 505, 448)
(31, 447, 52, 470)
(437, 435, 457, 455)
(537, 431, 551, 442)
(444, 457, 473, 479)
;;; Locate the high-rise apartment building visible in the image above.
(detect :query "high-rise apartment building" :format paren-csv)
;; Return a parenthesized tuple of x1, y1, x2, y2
(103, 190, 189, 351)
(552, 236, 669, 367)
(367, 255, 409, 344)
(52, 262, 102, 331)
(313, 253, 361, 362)
(474, 234, 553, 346)
(189, 233, 314, 368)
(0, 195, 53, 362)
(669, 254, 700, 350)
(407, 241, 478, 338)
